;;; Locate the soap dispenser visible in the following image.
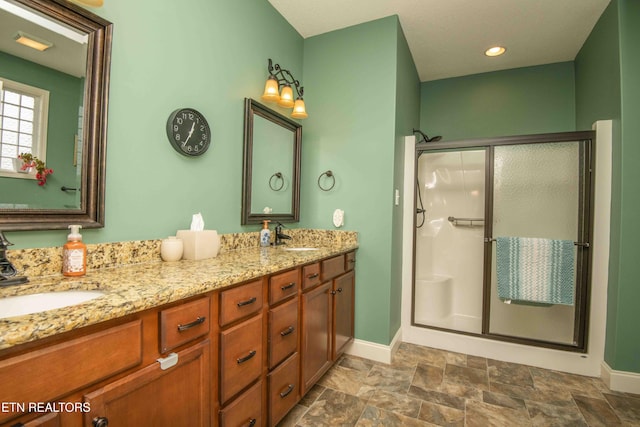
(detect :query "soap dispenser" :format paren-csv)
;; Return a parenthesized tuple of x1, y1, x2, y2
(62, 224, 87, 276)
(260, 220, 271, 247)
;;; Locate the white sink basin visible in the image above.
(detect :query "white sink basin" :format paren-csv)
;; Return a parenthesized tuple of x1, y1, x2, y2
(0, 290, 104, 319)
(283, 247, 318, 251)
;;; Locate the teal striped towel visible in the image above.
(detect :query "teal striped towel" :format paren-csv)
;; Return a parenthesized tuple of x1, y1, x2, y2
(496, 237, 575, 306)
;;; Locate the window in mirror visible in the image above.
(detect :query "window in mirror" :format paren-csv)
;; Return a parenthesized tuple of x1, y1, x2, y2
(0, 77, 50, 178)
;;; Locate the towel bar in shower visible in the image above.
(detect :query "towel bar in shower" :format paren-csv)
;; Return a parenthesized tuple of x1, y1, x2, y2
(484, 237, 590, 248)
(448, 216, 484, 227)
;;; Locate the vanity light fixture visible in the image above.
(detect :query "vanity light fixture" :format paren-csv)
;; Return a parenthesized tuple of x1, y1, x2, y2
(485, 46, 506, 57)
(261, 58, 308, 119)
(13, 31, 52, 52)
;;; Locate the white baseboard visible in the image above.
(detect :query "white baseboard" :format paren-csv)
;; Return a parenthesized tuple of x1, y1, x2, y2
(601, 362, 640, 394)
(345, 328, 402, 364)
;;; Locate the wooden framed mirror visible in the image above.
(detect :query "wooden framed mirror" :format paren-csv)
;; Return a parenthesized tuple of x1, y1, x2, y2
(0, 0, 112, 230)
(241, 98, 301, 225)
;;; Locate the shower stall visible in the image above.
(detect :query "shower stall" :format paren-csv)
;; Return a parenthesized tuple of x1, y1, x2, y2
(411, 131, 594, 351)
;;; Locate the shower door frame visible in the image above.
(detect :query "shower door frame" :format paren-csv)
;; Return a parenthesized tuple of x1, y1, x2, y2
(413, 130, 595, 352)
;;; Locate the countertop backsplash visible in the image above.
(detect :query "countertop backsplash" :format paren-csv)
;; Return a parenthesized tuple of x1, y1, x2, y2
(7, 229, 358, 278)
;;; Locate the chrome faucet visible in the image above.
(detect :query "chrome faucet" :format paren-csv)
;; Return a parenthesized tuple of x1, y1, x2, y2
(274, 223, 291, 246)
(0, 231, 28, 286)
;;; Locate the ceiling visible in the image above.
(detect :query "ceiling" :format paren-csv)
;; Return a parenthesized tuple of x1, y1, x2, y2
(0, 3, 87, 78)
(268, 0, 611, 82)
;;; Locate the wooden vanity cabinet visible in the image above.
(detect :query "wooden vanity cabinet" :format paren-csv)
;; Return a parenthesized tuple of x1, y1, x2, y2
(301, 252, 356, 395)
(218, 279, 266, 426)
(83, 339, 211, 427)
(0, 250, 356, 427)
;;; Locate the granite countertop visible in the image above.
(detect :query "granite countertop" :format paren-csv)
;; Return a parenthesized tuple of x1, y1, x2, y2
(0, 243, 357, 351)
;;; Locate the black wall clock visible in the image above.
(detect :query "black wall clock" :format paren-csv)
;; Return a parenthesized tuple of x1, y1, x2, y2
(166, 108, 212, 156)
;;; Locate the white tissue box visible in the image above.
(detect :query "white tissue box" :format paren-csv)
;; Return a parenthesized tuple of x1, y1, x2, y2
(176, 230, 220, 260)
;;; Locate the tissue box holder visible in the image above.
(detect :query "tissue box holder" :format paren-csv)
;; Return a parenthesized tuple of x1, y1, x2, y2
(176, 230, 220, 260)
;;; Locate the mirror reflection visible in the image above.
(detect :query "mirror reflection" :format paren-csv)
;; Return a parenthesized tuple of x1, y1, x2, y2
(0, 0, 112, 230)
(242, 98, 301, 225)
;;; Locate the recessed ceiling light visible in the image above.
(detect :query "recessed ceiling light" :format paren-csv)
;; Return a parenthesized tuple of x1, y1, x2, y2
(13, 31, 53, 52)
(485, 46, 506, 57)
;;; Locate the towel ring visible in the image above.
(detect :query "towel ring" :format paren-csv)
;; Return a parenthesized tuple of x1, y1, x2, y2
(317, 170, 335, 191)
(269, 172, 284, 191)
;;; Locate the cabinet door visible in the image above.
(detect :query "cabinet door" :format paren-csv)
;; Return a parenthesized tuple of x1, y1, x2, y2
(300, 282, 332, 394)
(84, 340, 210, 427)
(333, 271, 355, 360)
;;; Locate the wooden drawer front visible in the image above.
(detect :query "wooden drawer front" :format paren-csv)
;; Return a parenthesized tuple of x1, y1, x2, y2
(321, 255, 345, 281)
(84, 340, 210, 427)
(268, 353, 300, 426)
(269, 268, 299, 305)
(219, 380, 263, 427)
(220, 314, 263, 404)
(0, 320, 142, 424)
(160, 296, 210, 353)
(219, 279, 263, 327)
(302, 263, 321, 290)
(345, 251, 356, 271)
(268, 297, 298, 369)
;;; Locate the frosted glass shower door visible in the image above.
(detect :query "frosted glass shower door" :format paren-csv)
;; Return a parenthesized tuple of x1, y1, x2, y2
(488, 141, 586, 345)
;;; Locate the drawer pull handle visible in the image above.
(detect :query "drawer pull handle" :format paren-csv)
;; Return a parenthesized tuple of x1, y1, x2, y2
(281, 282, 296, 291)
(248, 419, 256, 427)
(237, 350, 257, 364)
(307, 273, 319, 279)
(279, 384, 295, 398)
(177, 316, 206, 332)
(337, 287, 343, 293)
(237, 297, 257, 307)
(280, 326, 295, 336)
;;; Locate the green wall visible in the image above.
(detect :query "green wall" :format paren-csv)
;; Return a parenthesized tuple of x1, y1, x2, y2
(0, 52, 82, 208)
(391, 25, 421, 340)
(615, 0, 640, 374)
(576, 0, 640, 375)
(300, 16, 404, 345)
(420, 62, 576, 140)
(7, 0, 303, 248)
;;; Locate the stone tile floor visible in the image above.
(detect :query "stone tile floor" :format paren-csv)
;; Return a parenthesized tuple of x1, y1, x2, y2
(278, 343, 640, 426)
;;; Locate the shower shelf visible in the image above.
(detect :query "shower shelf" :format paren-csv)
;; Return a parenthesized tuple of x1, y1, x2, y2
(448, 216, 484, 227)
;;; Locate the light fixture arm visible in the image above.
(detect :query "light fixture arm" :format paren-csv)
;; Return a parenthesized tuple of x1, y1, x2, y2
(268, 58, 304, 99)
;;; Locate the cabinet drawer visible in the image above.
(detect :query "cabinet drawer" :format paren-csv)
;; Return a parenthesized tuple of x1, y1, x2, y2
(219, 279, 263, 327)
(268, 297, 298, 369)
(0, 320, 142, 424)
(321, 255, 345, 281)
(268, 353, 300, 426)
(219, 380, 263, 427)
(269, 269, 299, 305)
(302, 263, 321, 290)
(220, 314, 263, 404)
(160, 296, 210, 353)
(345, 251, 356, 271)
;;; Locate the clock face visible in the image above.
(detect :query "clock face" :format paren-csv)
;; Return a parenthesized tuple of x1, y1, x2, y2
(166, 108, 211, 156)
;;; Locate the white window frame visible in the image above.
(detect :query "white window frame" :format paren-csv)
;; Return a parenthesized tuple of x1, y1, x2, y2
(0, 76, 50, 179)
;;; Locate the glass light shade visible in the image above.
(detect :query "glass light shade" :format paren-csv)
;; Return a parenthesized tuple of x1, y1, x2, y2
(261, 76, 280, 102)
(291, 98, 308, 119)
(278, 85, 294, 108)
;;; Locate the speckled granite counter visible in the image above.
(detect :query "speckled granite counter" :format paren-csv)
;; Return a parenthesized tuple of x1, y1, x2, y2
(0, 229, 357, 351)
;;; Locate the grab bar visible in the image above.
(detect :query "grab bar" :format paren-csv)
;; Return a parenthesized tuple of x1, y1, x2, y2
(448, 216, 484, 227)
(484, 237, 590, 248)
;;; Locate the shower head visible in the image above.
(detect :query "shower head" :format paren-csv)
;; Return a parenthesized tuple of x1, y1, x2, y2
(412, 128, 442, 143)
